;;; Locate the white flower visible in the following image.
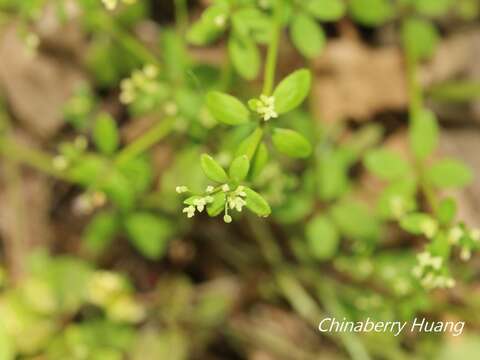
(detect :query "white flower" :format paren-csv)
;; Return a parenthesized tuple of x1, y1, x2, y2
(228, 196, 246, 212)
(470, 228, 480, 242)
(222, 184, 230, 192)
(164, 102, 178, 116)
(223, 214, 232, 223)
(143, 64, 159, 79)
(417, 251, 442, 269)
(193, 198, 207, 212)
(256, 95, 278, 121)
(448, 226, 463, 244)
(204, 196, 214, 203)
(183, 205, 196, 218)
(234, 185, 247, 197)
(102, 0, 136, 10)
(102, 0, 117, 10)
(420, 218, 438, 239)
(53, 156, 68, 170)
(460, 247, 471, 261)
(258, 0, 270, 9)
(214, 15, 227, 27)
(206, 186, 215, 193)
(175, 186, 189, 194)
(389, 196, 405, 218)
(193, 196, 214, 212)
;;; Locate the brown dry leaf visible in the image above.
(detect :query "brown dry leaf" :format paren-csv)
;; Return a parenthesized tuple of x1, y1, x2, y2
(231, 305, 330, 360)
(311, 38, 407, 123)
(0, 24, 85, 139)
(421, 30, 480, 87)
(0, 132, 53, 279)
(439, 130, 480, 229)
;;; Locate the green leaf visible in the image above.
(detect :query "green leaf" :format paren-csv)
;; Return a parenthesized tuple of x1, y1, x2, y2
(436, 197, 457, 225)
(331, 201, 380, 247)
(409, 109, 439, 160)
(273, 69, 311, 114)
(317, 149, 350, 201)
(349, 0, 393, 26)
(426, 159, 473, 188)
(244, 188, 271, 217)
(377, 178, 418, 219)
(415, 0, 453, 17)
(206, 91, 250, 125)
(0, 324, 15, 360)
(235, 127, 264, 159)
(272, 128, 312, 158)
(231, 7, 272, 43)
(125, 213, 173, 259)
(201, 154, 229, 183)
(229, 155, 250, 182)
(69, 155, 108, 186)
(364, 148, 410, 180)
(102, 170, 135, 210)
(402, 18, 439, 61)
(306, 215, 340, 260)
(207, 192, 227, 217)
(228, 35, 260, 80)
(186, 5, 228, 45)
(250, 142, 269, 179)
(83, 211, 119, 254)
(290, 13, 326, 58)
(275, 193, 314, 224)
(304, 0, 346, 21)
(400, 212, 436, 236)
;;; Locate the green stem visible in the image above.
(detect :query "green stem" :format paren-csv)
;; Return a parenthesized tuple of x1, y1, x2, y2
(406, 55, 422, 118)
(403, 21, 437, 212)
(246, 215, 282, 266)
(115, 117, 175, 166)
(101, 18, 161, 66)
(262, 0, 282, 96)
(0, 138, 70, 181)
(174, 0, 189, 35)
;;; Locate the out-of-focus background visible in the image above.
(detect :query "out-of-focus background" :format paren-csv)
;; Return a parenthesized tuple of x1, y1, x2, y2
(1, 0, 480, 359)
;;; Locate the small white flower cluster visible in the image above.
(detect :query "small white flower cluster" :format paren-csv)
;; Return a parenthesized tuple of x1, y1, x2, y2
(87, 271, 144, 323)
(72, 191, 107, 215)
(177, 184, 248, 224)
(120, 64, 159, 104)
(101, 0, 136, 11)
(214, 14, 227, 28)
(419, 217, 438, 239)
(256, 95, 278, 121)
(412, 251, 455, 290)
(447, 226, 480, 261)
(52, 136, 88, 172)
(183, 195, 214, 218)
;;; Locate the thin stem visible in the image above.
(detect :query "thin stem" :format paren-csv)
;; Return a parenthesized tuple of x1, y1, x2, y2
(115, 117, 175, 166)
(262, 1, 282, 96)
(406, 55, 422, 118)
(0, 138, 70, 181)
(403, 20, 437, 212)
(174, 0, 189, 35)
(246, 215, 282, 266)
(101, 18, 161, 66)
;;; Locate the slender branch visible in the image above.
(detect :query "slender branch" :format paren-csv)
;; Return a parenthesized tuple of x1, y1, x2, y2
(262, 1, 282, 96)
(101, 19, 161, 66)
(403, 21, 437, 212)
(0, 138, 70, 180)
(174, 0, 189, 35)
(114, 117, 175, 166)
